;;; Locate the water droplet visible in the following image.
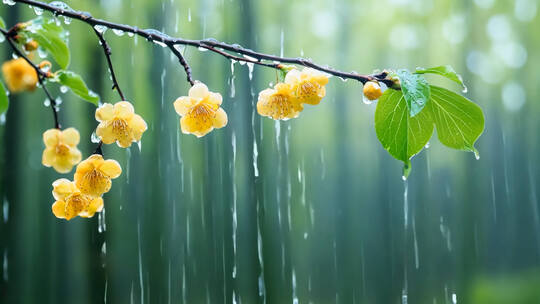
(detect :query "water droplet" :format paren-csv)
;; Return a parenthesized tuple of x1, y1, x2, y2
(474, 150, 480, 160)
(60, 85, 68, 93)
(197, 46, 208, 52)
(3, 0, 15, 6)
(362, 94, 375, 105)
(33, 6, 43, 15)
(188, 8, 192, 22)
(91, 131, 101, 143)
(43, 98, 51, 107)
(153, 40, 167, 48)
(63, 16, 71, 24)
(94, 25, 107, 34)
(424, 142, 430, 149)
(36, 47, 48, 59)
(112, 29, 125, 36)
(127, 32, 134, 37)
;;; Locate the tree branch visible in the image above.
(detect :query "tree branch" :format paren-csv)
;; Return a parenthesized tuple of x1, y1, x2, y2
(167, 43, 195, 86)
(0, 28, 60, 129)
(12, 0, 393, 86)
(93, 27, 125, 101)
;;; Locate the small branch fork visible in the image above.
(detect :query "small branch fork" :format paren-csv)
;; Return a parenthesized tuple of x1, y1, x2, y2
(11, 0, 393, 87)
(0, 27, 60, 129)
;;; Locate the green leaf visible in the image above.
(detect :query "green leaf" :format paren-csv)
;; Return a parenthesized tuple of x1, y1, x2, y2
(23, 17, 70, 69)
(395, 69, 431, 117)
(0, 82, 8, 115)
(375, 89, 434, 178)
(55, 70, 99, 105)
(427, 86, 484, 156)
(415, 65, 467, 92)
(0, 17, 6, 29)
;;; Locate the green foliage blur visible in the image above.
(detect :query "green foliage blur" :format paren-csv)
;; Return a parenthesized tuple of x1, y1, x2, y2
(1, 0, 539, 303)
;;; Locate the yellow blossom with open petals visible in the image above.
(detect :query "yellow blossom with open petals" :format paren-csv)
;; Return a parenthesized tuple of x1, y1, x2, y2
(285, 68, 329, 105)
(42, 128, 82, 173)
(95, 101, 147, 148)
(257, 82, 303, 120)
(1, 58, 38, 93)
(174, 82, 228, 137)
(74, 154, 122, 197)
(51, 178, 104, 220)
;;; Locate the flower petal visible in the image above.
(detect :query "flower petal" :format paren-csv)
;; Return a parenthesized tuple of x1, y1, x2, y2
(80, 197, 103, 218)
(61, 128, 80, 146)
(128, 114, 147, 141)
(173, 96, 194, 116)
(284, 69, 301, 84)
(114, 101, 135, 119)
(52, 178, 76, 201)
(96, 123, 116, 145)
(52, 200, 67, 219)
(52, 156, 75, 174)
(95, 103, 114, 122)
(42, 147, 56, 167)
(207, 92, 223, 107)
(213, 107, 228, 129)
(188, 82, 209, 100)
(99, 159, 122, 179)
(43, 129, 61, 147)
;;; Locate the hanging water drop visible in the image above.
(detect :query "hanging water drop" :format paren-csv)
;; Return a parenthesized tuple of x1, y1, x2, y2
(112, 29, 125, 36)
(94, 25, 107, 34)
(33, 6, 43, 15)
(91, 131, 101, 143)
(362, 94, 375, 105)
(3, 0, 16, 6)
(60, 85, 68, 93)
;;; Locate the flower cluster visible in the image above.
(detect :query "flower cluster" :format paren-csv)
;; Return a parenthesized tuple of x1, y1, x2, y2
(51, 155, 121, 220)
(257, 68, 329, 120)
(44, 101, 146, 220)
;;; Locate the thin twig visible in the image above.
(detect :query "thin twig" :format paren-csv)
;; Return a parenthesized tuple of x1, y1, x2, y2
(0, 28, 60, 129)
(93, 27, 125, 101)
(12, 0, 393, 86)
(167, 43, 194, 86)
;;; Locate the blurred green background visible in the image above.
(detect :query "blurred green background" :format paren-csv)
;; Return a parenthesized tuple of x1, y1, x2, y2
(1, 0, 540, 303)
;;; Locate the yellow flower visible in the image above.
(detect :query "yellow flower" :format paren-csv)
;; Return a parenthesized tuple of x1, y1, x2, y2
(257, 83, 303, 120)
(363, 81, 383, 101)
(95, 101, 147, 148)
(1, 58, 38, 93)
(42, 128, 82, 173)
(74, 154, 122, 197)
(285, 68, 329, 105)
(173, 82, 228, 137)
(51, 178, 104, 220)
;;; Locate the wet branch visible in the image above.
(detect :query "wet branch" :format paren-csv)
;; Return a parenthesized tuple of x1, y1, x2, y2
(0, 27, 61, 129)
(93, 27, 125, 101)
(12, 0, 393, 86)
(167, 43, 195, 86)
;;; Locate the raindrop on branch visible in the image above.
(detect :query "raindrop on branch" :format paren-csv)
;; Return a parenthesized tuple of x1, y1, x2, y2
(94, 25, 108, 34)
(33, 6, 43, 15)
(3, 0, 15, 6)
(112, 29, 125, 36)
